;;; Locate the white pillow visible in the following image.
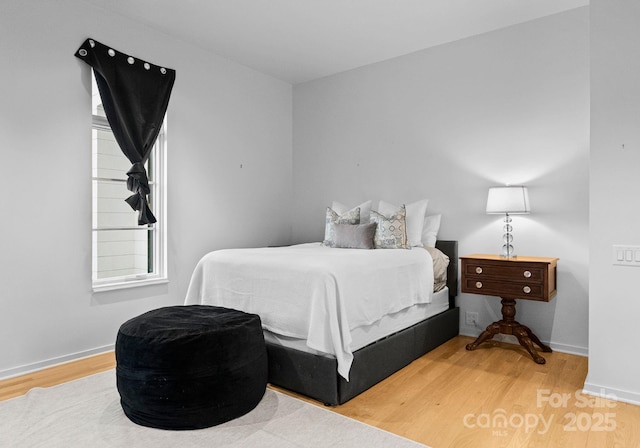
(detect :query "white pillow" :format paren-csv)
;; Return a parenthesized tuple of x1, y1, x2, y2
(378, 199, 428, 247)
(332, 200, 372, 224)
(421, 214, 441, 248)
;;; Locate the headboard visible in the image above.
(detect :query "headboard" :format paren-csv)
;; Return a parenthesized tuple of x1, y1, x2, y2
(435, 240, 458, 309)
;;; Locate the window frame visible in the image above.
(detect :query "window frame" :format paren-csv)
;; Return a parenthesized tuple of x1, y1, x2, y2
(91, 108, 168, 292)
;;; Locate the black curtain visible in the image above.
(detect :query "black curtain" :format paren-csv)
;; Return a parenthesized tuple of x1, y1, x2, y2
(75, 38, 176, 225)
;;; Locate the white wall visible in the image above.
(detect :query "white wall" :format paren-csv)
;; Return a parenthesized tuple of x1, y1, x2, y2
(293, 8, 590, 354)
(586, 0, 640, 404)
(0, 0, 292, 377)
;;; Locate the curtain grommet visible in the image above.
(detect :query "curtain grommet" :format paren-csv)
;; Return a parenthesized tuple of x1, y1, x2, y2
(144, 63, 150, 70)
(78, 49, 87, 57)
(89, 39, 95, 48)
(160, 67, 167, 74)
(108, 49, 115, 57)
(127, 57, 135, 64)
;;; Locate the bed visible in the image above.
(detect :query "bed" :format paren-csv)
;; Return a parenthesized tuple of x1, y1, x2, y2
(184, 240, 458, 405)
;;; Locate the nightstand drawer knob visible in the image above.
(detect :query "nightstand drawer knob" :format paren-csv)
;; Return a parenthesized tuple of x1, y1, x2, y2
(475, 281, 483, 289)
(523, 286, 531, 294)
(523, 270, 532, 278)
(475, 267, 483, 274)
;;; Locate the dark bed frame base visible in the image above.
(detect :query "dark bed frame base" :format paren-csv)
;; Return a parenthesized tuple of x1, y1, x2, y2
(266, 240, 460, 406)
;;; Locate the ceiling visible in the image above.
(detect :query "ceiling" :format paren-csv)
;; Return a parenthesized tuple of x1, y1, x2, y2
(82, 0, 589, 84)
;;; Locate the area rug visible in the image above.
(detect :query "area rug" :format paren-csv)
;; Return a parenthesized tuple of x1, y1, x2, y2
(0, 370, 427, 447)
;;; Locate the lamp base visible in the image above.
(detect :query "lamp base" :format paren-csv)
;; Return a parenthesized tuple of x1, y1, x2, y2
(500, 254, 518, 259)
(501, 241, 515, 259)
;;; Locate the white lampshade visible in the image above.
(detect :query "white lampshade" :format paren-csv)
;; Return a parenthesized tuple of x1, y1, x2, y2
(486, 186, 530, 215)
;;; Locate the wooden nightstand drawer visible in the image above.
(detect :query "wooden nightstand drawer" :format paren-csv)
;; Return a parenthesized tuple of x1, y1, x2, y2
(462, 262, 545, 283)
(462, 278, 545, 301)
(460, 254, 558, 302)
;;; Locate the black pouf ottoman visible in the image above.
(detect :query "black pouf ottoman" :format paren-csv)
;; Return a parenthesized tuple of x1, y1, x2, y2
(115, 305, 267, 430)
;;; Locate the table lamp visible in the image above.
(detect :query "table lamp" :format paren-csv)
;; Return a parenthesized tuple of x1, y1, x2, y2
(486, 186, 530, 258)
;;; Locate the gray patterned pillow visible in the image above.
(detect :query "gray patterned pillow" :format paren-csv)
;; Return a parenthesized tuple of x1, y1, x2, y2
(370, 205, 409, 249)
(323, 207, 360, 247)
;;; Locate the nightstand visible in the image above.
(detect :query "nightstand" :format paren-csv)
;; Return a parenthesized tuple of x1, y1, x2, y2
(460, 254, 558, 364)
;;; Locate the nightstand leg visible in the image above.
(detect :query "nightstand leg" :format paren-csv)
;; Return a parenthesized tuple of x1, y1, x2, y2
(465, 298, 552, 364)
(521, 325, 552, 353)
(465, 322, 500, 351)
(513, 327, 547, 364)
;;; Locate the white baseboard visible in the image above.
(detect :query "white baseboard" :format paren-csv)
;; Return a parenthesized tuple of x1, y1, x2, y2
(548, 341, 588, 357)
(0, 344, 115, 381)
(459, 329, 588, 357)
(583, 379, 640, 407)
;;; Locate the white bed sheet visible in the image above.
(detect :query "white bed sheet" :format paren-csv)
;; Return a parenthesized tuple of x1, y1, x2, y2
(263, 286, 449, 355)
(184, 243, 434, 380)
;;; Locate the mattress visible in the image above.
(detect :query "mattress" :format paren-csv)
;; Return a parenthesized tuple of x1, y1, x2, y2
(263, 286, 450, 356)
(185, 243, 438, 380)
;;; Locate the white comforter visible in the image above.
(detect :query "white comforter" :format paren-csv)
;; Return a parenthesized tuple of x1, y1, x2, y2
(184, 243, 434, 380)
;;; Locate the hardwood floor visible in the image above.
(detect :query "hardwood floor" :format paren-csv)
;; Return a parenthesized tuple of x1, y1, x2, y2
(2, 336, 640, 448)
(0, 352, 116, 402)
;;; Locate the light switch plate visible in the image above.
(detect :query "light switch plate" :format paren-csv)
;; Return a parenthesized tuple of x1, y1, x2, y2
(612, 245, 640, 266)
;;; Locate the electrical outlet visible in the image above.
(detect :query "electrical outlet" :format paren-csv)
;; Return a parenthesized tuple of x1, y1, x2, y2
(465, 312, 479, 326)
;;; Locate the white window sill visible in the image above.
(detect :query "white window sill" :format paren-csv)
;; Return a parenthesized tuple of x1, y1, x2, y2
(92, 277, 169, 293)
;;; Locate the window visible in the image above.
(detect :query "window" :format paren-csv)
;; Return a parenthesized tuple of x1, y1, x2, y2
(91, 75, 167, 291)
